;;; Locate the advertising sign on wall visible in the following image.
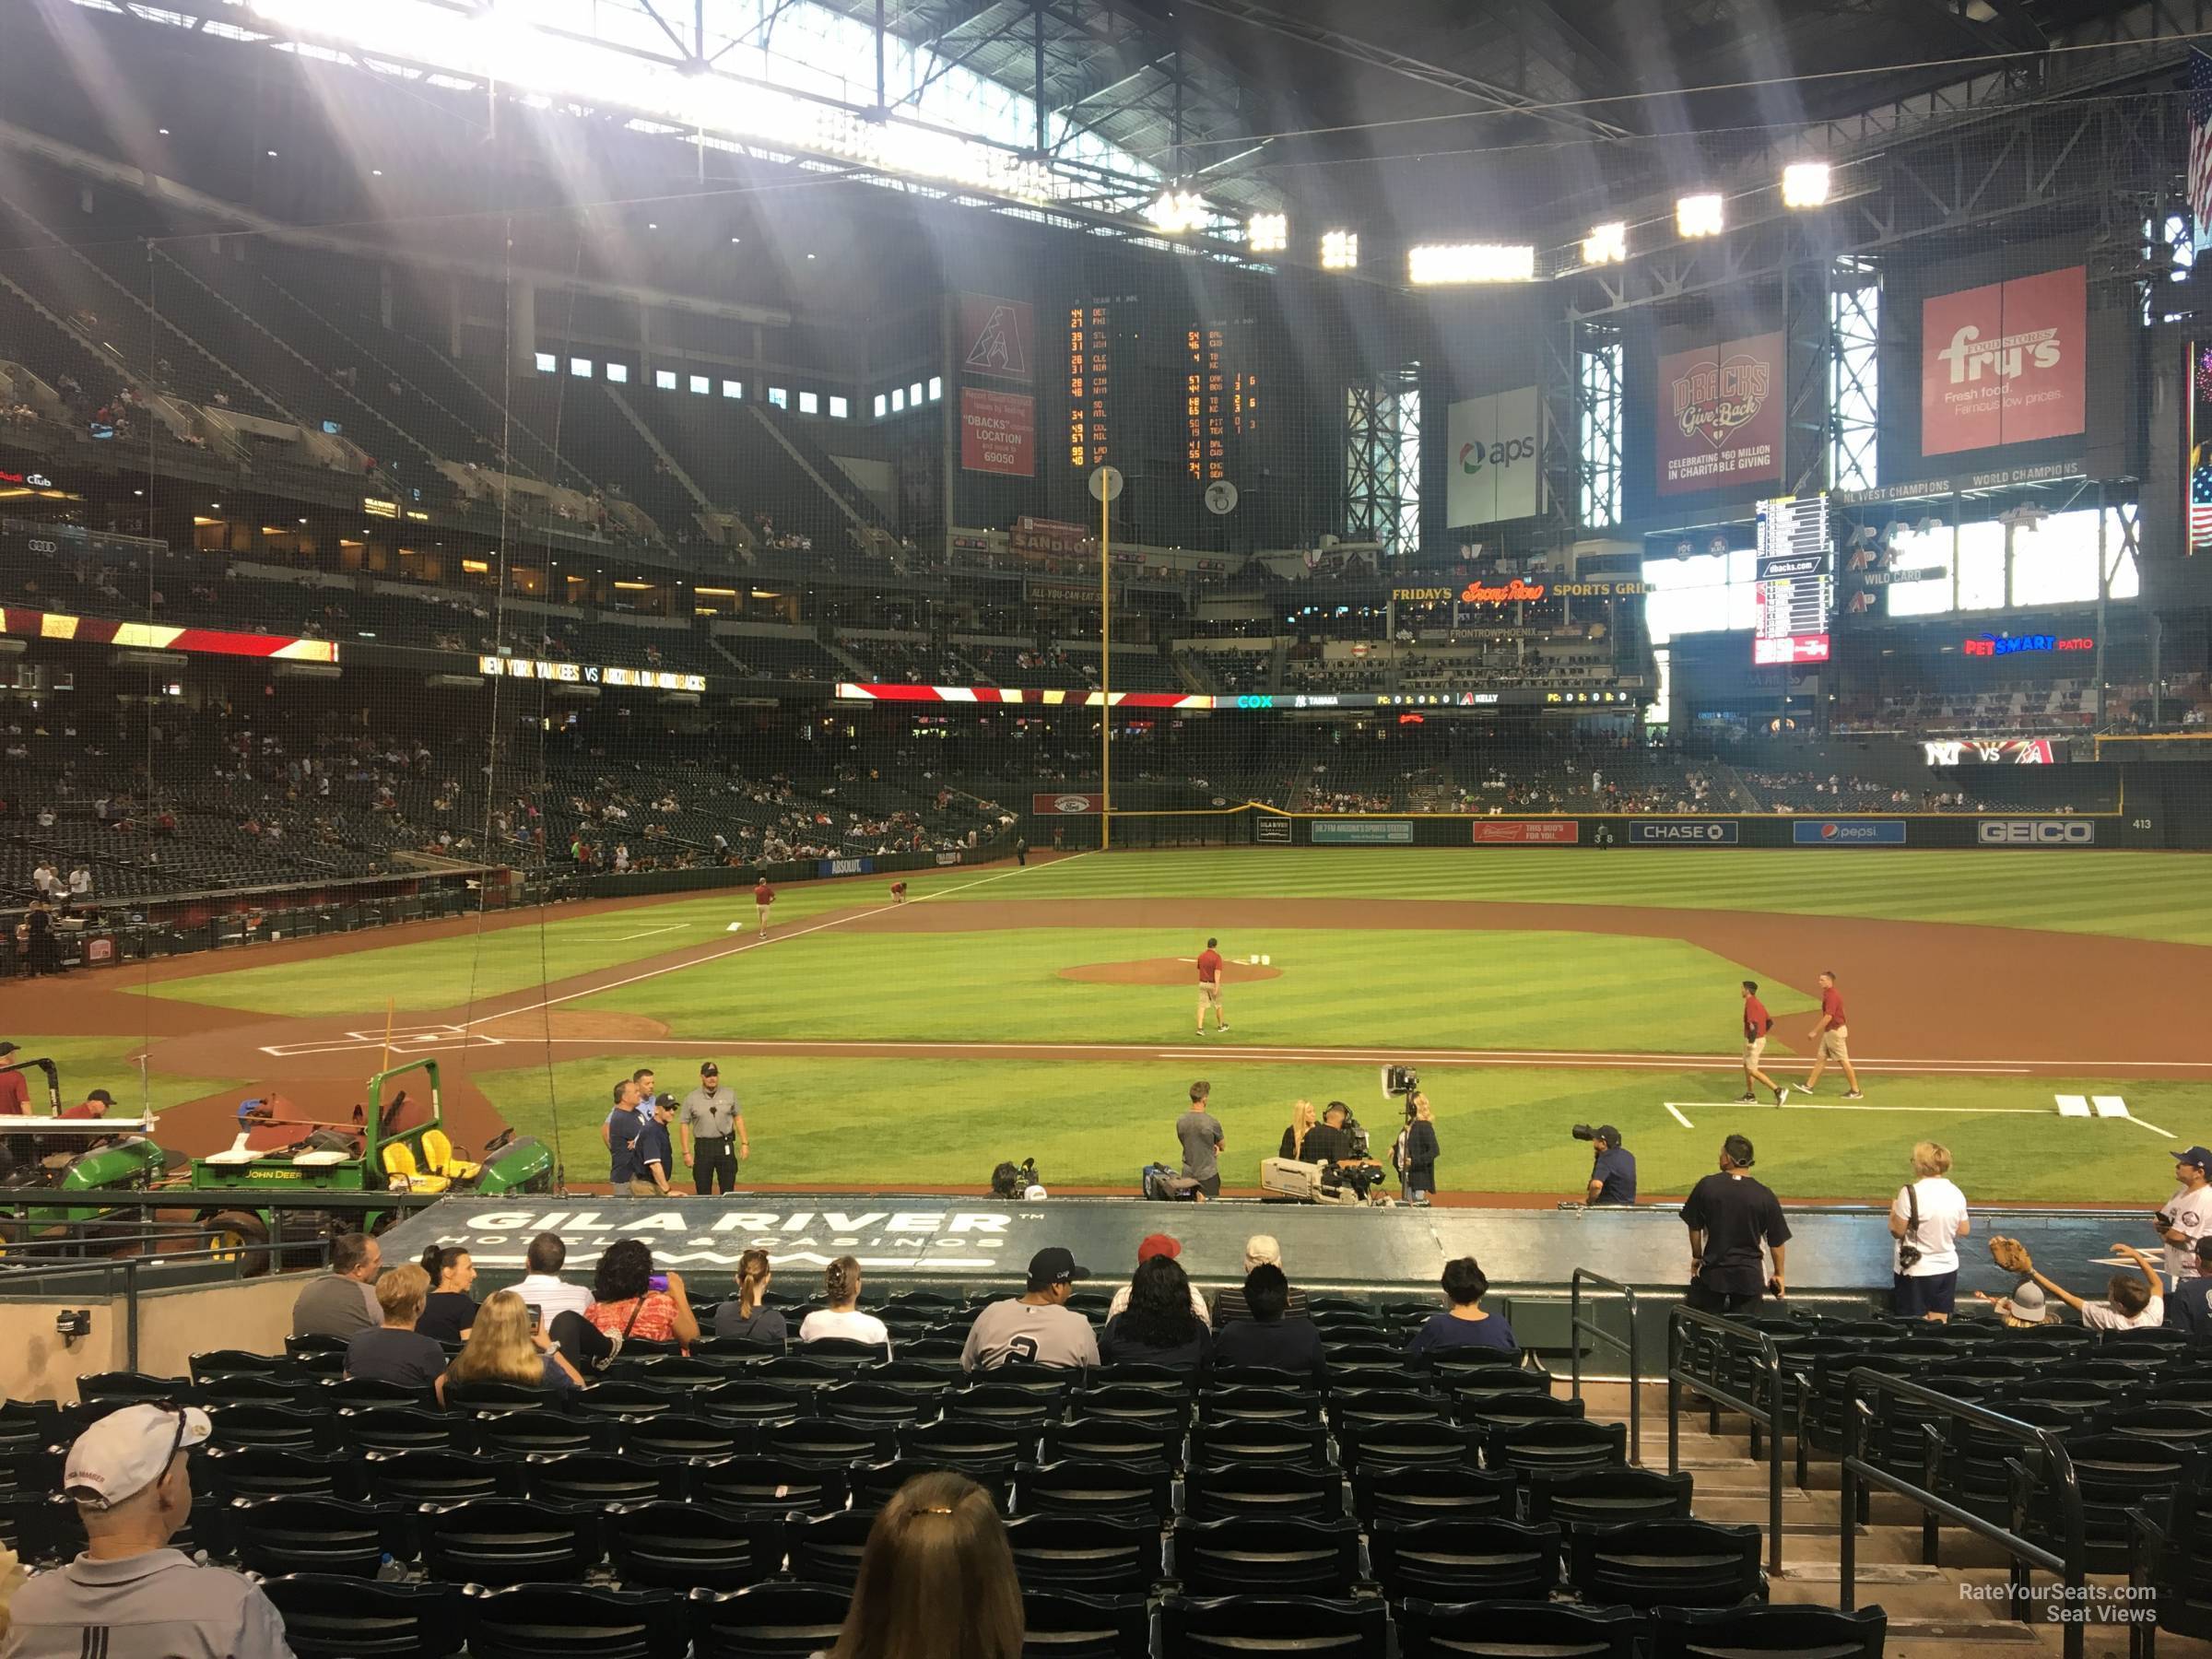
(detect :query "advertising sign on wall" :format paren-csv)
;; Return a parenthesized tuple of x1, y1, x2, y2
(1312, 820, 1415, 845)
(1924, 737, 2057, 765)
(1255, 815, 1294, 844)
(1471, 820, 1579, 843)
(1977, 819, 2096, 845)
(1656, 332, 1784, 496)
(1444, 386, 1542, 526)
(1794, 820, 1909, 845)
(1031, 793, 1101, 815)
(960, 389, 1036, 476)
(1628, 821, 1741, 844)
(1921, 265, 2085, 456)
(959, 294, 1033, 382)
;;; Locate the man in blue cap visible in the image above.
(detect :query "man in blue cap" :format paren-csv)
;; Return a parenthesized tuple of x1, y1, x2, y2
(2155, 1146, 2211, 1288)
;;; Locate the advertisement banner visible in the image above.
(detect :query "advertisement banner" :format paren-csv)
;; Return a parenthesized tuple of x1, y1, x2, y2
(1656, 331, 1784, 496)
(818, 856, 874, 877)
(1444, 386, 1541, 526)
(1924, 737, 2058, 766)
(1977, 819, 2096, 845)
(1627, 821, 1740, 845)
(1009, 517, 1089, 558)
(960, 389, 1035, 476)
(1794, 820, 1909, 845)
(1031, 793, 1100, 816)
(1921, 265, 2085, 456)
(959, 294, 1033, 382)
(1312, 820, 1415, 845)
(1254, 815, 1294, 844)
(1471, 820, 1579, 844)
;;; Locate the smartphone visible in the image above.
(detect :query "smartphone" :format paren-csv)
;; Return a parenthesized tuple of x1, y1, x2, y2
(525, 1303, 542, 1332)
(648, 1273, 669, 1292)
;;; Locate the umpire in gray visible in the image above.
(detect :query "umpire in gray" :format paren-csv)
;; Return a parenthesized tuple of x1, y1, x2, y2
(5, 1402, 295, 1657)
(681, 1060, 747, 1194)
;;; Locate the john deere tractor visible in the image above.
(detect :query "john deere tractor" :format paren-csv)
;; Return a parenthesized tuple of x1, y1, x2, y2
(0, 1058, 175, 1259)
(189, 1058, 554, 1274)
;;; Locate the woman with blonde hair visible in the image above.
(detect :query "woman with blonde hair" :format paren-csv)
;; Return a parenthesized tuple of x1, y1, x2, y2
(1889, 1139, 1969, 1322)
(435, 1288, 585, 1405)
(713, 1248, 789, 1343)
(830, 1470, 1022, 1659)
(345, 1263, 447, 1388)
(1393, 1092, 1441, 1205)
(1277, 1100, 1316, 1161)
(798, 1255, 891, 1352)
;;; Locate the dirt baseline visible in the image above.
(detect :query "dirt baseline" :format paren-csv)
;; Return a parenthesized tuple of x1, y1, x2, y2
(1060, 958, 1285, 986)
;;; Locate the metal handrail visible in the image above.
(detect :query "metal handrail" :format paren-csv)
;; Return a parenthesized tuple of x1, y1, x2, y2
(0, 1188, 453, 1218)
(1667, 1305, 1786, 1573)
(1568, 1267, 1641, 1466)
(3, 1241, 335, 1371)
(1840, 1369, 2086, 1659)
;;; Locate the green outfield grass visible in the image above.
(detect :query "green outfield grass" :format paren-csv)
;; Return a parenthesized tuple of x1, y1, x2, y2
(471, 1055, 2202, 1205)
(9, 1035, 243, 1121)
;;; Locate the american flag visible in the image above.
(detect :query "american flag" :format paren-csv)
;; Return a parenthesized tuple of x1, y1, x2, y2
(2191, 49, 2212, 254)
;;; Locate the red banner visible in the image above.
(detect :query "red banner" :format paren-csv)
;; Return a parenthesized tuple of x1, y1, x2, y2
(1471, 820, 1579, 843)
(959, 294, 1033, 382)
(960, 389, 1035, 476)
(1656, 331, 1784, 496)
(1032, 793, 1101, 815)
(0, 606, 338, 663)
(1921, 265, 2085, 456)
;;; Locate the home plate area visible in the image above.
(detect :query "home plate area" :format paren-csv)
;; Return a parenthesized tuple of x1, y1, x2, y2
(1658, 1092, 2170, 1135)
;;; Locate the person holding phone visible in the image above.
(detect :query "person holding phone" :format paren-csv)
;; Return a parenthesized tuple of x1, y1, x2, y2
(435, 1289, 584, 1406)
(583, 1237, 700, 1348)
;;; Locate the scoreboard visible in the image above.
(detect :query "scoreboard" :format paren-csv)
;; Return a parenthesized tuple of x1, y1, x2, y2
(1752, 493, 1832, 665)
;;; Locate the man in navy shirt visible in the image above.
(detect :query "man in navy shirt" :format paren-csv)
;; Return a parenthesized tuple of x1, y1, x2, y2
(626, 1094, 678, 1197)
(1585, 1126, 1637, 1206)
(604, 1077, 644, 1191)
(2168, 1237, 2212, 1339)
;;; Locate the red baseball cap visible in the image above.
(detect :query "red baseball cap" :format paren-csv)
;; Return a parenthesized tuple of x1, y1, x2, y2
(1136, 1233, 1182, 1263)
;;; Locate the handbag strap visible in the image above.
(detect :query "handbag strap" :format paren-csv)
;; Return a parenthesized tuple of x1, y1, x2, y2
(1901, 1182, 1921, 1242)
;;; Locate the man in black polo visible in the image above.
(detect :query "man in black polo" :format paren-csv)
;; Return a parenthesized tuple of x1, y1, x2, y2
(1679, 1133, 1791, 1313)
(1585, 1126, 1637, 1206)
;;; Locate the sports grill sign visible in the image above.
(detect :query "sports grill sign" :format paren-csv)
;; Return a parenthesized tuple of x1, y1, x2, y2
(1628, 821, 1740, 845)
(1656, 331, 1784, 496)
(1032, 793, 1101, 815)
(1978, 818, 2096, 845)
(1921, 265, 2085, 456)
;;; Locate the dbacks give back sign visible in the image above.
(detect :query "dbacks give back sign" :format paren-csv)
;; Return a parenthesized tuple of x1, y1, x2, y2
(1655, 331, 1784, 496)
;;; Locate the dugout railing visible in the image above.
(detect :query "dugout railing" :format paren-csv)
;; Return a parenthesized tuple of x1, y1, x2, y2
(1568, 1268, 1642, 1467)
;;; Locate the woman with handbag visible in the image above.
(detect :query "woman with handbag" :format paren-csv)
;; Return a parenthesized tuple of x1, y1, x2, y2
(1889, 1141, 1970, 1321)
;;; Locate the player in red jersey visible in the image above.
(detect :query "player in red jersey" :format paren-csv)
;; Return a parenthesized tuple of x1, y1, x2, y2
(753, 877, 776, 934)
(1738, 981, 1788, 1106)
(1194, 937, 1228, 1037)
(1804, 970, 1864, 1100)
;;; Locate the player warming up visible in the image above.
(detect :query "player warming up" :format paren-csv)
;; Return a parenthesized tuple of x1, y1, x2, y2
(1194, 936, 1229, 1037)
(1738, 980, 1789, 1105)
(754, 876, 776, 933)
(1803, 969, 1864, 1099)
(888, 880, 909, 904)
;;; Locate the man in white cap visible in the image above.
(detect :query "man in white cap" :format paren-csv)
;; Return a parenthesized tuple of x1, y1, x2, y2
(1210, 1233, 1310, 1325)
(2, 1403, 295, 1658)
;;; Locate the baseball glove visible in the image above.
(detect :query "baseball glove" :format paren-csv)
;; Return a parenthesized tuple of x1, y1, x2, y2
(1987, 1235, 2034, 1276)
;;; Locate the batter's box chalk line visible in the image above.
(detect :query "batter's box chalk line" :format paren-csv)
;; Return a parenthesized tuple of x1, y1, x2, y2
(1661, 1096, 2177, 1139)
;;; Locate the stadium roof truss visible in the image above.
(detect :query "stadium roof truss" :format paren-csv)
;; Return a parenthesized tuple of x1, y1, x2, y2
(67, 0, 1283, 259)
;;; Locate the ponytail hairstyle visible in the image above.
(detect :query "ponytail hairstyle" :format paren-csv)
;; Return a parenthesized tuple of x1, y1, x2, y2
(420, 1244, 468, 1290)
(735, 1248, 773, 1318)
(825, 1254, 862, 1310)
(830, 1470, 1022, 1659)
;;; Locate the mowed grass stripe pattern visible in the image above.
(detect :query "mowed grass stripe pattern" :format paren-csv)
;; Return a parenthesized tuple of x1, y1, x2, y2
(961, 849, 2212, 945)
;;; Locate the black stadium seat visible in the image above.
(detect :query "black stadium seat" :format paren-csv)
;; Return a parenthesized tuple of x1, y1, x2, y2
(688, 1583, 850, 1659)
(1649, 1602, 1888, 1659)
(1003, 1514, 1162, 1595)
(604, 1500, 782, 1593)
(1368, 1518, 1563, 1603)
(1160, 1594, 1388, 1659)
(1394, 1598, 1640, 1659)
(461, 1583, 688, 1659)
(1172, 1515, 1362, 1597)
(416, 1497, 602, 1585)
(1525, 1465, 1697, 1527)
(1566, 1517, 1767, 1610)
(1020, 1589, 1150, 1659)
(259, 1573, 466, 1659)
(229, 1495, 412, 1579)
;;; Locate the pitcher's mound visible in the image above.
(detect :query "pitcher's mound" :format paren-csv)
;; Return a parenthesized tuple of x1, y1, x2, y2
(1059, 958, 1283, 986)
(476, 1011, 672, 1041)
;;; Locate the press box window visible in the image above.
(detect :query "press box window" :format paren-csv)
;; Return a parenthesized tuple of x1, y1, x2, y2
(798, 391, 819, 415)
(534, 352, 557, 374)
(655, 370, 677, 391)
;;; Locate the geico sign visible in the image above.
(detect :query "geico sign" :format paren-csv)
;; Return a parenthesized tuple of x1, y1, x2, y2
(1977, 819, 2095, 845)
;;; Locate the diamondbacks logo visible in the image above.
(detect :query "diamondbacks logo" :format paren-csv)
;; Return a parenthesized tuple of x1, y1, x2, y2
(1673, 352, 1771, 449)
(964, 301, 1030, 379)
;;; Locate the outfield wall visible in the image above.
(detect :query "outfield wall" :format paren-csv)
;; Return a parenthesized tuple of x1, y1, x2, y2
(1078, 810, 2154, 850)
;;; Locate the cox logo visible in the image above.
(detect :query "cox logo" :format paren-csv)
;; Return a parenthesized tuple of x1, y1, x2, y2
(1977, 819, 2095, 846)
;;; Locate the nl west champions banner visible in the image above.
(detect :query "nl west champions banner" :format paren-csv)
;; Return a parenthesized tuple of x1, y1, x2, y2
(1920, 265, 2085, 457)
(1655, 332, 1784, 496)
(1444, 386, 1541, 527)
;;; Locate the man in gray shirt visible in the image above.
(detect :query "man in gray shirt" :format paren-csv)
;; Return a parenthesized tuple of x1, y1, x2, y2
(289, 1231, 381, 1338)
(680, 1060, 746, 1194)
(4, 1402, 296, 1658)
(1177, 1080, 1226, 1199)
(961, 1248, 1099, 1370)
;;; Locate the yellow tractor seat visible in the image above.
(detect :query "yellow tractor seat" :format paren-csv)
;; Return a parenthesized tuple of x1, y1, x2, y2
(418, 1128, 480, 1182)
(378, 1140, 451, 1194)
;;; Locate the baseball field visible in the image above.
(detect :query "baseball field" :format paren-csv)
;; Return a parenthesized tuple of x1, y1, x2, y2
(14, 846, 2210, 1206)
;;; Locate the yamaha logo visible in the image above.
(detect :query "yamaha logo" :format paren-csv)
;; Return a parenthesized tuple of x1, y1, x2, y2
(1977, 819, 2095, 846)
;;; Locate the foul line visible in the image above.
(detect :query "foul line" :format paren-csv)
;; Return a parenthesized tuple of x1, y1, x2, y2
(467, 854, 1088, 1029)
(1668, 1098, 2068, 1117)
(613, 924, 690, 942)
(1664, 1102, 1695, 1129)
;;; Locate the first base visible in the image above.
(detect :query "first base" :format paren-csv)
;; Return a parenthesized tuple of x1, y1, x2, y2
(726, 922, 745, 933)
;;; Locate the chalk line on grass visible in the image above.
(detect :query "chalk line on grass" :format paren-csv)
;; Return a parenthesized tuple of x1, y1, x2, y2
(613, 924, 690, 942)
(1664, 1102, 1695, 1128)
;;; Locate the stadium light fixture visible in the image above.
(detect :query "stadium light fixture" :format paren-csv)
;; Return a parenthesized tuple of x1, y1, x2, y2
(1676, 193, 1724, 238)
(1582, 222, 1627, 265)
(1147, 190, 1206, 234)
(1407, 243, 1535, 285)
(1781, 162, 1831, 207)
(1321, 229, 1359, 270)
(1247, 212, 1288, 253)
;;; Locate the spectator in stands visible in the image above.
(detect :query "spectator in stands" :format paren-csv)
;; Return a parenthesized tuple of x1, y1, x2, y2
(828, 1470, 1023, 1659)
(413, 1245, 478, 1343)
(1211, 1234, 1309, 1324)
(962, 1247, 1098, 1371)
(2021, 1241, 2165, 1331)
(2155, 1146, 2211, 1288)
(1105, 1233, 1211, 1325)
(1680, 1134, 1791, 1312)
(1584, 1125, 1636, 1205)
(1100, 1254, 1211, 1369)
(434, 1289, 584, 1406)
(712, 1248, 789, 1344)
(513, 1231, 592, 1325)
(2165, 1237, 2212, 1337)
(6, 1404, 295, 1659)
(290, 1230, 381, 1337)
(1975, 1279, 2057, 1327)
(65, 865, 90, 899)
(1212, 1264, 1324, 1376)
(1278, 1099, 1316, 1160)
(1392, 1092, 1441, 1204)
(345, 1264, 445, 1388)
(585, 1237, 700, 1348)
(1890, 1141, 1970, 1323)
(800, 1255, 891, 1352)
(1408, 1256, 1517, 1358)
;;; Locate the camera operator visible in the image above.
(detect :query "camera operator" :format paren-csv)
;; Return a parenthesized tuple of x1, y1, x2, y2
(1302, 1100, 1386, 1200)
(1579, 1124, 1637, 1206)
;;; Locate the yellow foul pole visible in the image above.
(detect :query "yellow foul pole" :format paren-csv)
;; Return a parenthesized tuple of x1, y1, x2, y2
(1100, 481, 1112, 852)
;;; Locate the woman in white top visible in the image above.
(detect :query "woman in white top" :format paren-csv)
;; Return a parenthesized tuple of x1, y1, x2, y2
(1889, 1140, 1970, 1322)
(798, 1255, 892, 1353)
